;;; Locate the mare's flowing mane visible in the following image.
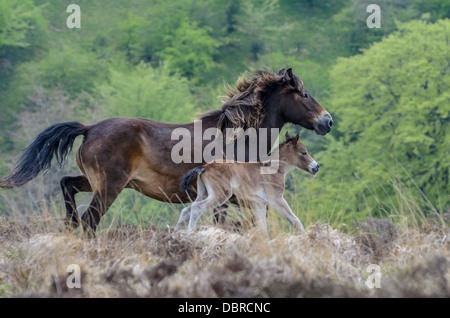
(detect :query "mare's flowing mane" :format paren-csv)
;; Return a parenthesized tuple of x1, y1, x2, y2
(200, 68, 305, 131)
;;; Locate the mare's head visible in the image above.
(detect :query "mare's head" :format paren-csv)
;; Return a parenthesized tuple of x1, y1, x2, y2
(280, 132, 319, 175)
(274, 68, 332, 135)
(201, 68, 333, 135)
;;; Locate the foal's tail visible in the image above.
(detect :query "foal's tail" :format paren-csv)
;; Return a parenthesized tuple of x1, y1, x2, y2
(0, 122, 88, 188)
(180, 166, 205, 198)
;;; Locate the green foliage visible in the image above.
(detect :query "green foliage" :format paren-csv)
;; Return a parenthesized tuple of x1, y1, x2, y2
(300, 19, 450, 222)
(0, 0, 47, 119)
(332, 0, 450, 54)
(0, 0, 46, 51)
(13, 47, 108, 96)
(1, 45, 109, 132)
(412, 0, 450, 21)
(234, 0, 288, 61)
(98, 64, 198, 123)
(159, 20, 219, 79)
(114, 0, 224, 79)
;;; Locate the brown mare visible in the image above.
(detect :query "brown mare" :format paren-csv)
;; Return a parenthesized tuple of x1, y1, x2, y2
(0, 68, 332, 236)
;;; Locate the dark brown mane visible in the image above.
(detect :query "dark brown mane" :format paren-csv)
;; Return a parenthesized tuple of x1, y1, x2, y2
(200, 69, 305, 131)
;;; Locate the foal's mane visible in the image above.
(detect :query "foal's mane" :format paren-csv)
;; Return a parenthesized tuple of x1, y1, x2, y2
(200, 68, 304, 131)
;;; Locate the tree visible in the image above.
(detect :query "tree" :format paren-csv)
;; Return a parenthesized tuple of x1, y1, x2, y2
(235, 0, 290, 61)
(98, 63, 199, 123)
(160, 20, 219, 79)
(300, 19, 450, 222)
(0, 0, 46, 51)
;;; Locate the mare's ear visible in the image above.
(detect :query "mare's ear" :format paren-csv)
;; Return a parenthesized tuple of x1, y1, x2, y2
(277, 68, 286, 76)
(286, 68, 293, 79)
(280, 67, 296, 87)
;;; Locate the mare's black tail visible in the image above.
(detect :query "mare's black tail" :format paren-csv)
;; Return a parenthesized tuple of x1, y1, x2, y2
(0, 122, 88, 188)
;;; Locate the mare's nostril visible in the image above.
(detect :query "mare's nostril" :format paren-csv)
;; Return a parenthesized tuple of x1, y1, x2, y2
(328, 119, 333, 128)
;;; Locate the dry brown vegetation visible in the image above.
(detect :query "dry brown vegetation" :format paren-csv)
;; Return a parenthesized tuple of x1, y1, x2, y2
(0, 212, 449, 298)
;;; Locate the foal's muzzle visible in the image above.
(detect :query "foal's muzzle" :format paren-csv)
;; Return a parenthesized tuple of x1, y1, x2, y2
(315, 113, 333, 135)
(309, 161, 320, 175)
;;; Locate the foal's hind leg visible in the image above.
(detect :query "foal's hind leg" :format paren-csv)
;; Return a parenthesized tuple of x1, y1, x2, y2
(212, 204, 228, 224)
(189, 189, 232, 231)
(174, 205, 192, 232)
(175, 177, 209, 231)
(60, 175, 92, 229)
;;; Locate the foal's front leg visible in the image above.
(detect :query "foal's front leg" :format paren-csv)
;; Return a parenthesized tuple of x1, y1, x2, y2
(174, 205, 192, 232)
(251, 200, 269, 234)
(271, 197, 305, 233)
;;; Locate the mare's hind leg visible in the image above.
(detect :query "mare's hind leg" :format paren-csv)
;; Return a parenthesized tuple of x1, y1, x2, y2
(80, 177, 129, 238)
(60, 175, 92, 229)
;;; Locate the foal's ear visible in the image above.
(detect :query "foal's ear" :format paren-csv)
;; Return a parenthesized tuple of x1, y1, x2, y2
(294, 133, 300, 147)
(285, 131, 291, 140)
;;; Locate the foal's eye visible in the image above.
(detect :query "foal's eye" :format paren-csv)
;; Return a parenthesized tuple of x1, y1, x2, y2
(301, 152, 307, 156)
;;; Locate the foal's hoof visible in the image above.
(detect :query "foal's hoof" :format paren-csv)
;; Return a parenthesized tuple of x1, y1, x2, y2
(58, 218, 80, 233)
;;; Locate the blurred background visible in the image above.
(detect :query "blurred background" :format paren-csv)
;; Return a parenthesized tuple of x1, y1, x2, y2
(0, 0, 448, 229)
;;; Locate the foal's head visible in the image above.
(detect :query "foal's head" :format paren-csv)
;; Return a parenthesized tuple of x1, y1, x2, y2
(281, 132, 320, 175)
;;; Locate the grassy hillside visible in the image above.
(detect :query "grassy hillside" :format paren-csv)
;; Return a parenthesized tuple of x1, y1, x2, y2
(0, 213, 448, 297)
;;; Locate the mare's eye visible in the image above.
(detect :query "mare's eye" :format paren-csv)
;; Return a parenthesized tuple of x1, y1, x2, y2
(300, 92, 308, 98)
(301, 152, 307, 156)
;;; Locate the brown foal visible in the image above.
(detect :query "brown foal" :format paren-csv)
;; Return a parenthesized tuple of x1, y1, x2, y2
(175, 132, 319, 233)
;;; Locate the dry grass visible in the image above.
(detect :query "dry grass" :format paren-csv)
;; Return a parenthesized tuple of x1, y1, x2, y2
(0, 212, 449, 298)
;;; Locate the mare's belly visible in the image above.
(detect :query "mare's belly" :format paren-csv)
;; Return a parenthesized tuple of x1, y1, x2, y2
(128, 168, 189, 203)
